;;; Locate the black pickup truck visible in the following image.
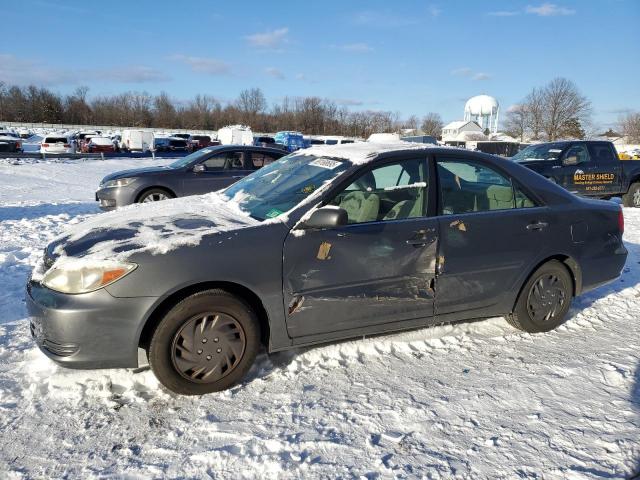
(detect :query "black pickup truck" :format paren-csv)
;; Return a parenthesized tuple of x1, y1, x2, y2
(512, 140, 640, 207)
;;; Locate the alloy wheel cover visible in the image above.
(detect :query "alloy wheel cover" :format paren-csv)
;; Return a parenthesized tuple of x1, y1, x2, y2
(171, 313, 246, 383)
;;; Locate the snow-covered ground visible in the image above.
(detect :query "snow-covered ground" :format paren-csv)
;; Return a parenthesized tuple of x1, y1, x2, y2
(0, 158, 638, 478)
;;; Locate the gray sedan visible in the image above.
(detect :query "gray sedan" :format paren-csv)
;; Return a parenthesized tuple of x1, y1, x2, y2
(95, 145, 286, 210)
(28, 144, 627, 395)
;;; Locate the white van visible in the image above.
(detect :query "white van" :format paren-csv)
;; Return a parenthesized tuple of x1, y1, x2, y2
(216, 125, 253, 146)
(121, 129, 154, 152)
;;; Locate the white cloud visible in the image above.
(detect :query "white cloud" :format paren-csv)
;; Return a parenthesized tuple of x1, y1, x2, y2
(337, 42, 373, 53)
(335, 98, 365, 106)
(428, 5, 441, 17)
(451, 67, 491, 81)
(0, 53, 170, 86)
(353, 11, 419, 27)
(170, 55, 231, 75)
(488, 10, 520, 16)
(265, 67, 285, 80)
(451, 67, 472, 76)
(525, 3, 575, 16)
(295, 73, 306, 81)
(472, 72, 491, 81)
(245, 28, 289, 49)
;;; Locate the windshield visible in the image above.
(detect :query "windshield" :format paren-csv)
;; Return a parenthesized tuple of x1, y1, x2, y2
(169, 148, 216, 168)
(512, 143, 566, 162)
(223, 153, 350, 220)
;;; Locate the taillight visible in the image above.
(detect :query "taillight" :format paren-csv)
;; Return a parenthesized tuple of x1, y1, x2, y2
(42, 143, 49, 147)
(64, 144, 70, 147)
(618, 208, 624, 235)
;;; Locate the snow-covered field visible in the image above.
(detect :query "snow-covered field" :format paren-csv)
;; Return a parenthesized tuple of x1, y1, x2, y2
(0, 158, 638, 479)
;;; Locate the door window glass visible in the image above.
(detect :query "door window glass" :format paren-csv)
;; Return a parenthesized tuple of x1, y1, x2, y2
(437, 160, 520, 214)
(329, 159, 427, 224)
(587, 143, 615, 164)
(251, 152, 277, 168)
(202, 154, 226, 169)
(563, 145, 590, 165)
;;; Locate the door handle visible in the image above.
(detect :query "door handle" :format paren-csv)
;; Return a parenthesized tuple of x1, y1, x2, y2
(526, 221, 548, 231)
(406, 229, 437, 247)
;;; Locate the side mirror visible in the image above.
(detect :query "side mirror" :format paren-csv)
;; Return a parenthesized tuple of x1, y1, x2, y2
(563, 155, 578, 166)
(302, 206, 348, 229)
(193, 164, 206, 173)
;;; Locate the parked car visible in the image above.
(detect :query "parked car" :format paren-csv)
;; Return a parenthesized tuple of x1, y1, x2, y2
(166, 138, 190, 152)
(153, 137, 171, 152)
(82, 136, 116, 153)
(512, 140, 640, 207)
(29, 144, 627, 395)
(190, 135, 213, 150)
(41, 135, 75, 154)
(274, 131, 305, 152)
(95, 145, 286, 210)
(0, 132, 22, 152)
(120, 129, 154, 152)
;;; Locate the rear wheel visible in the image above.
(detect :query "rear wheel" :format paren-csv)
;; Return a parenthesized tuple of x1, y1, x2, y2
(138, 188, 174, 204)
(148, 289, 261, 395)
(622, 182, 640, 208)
(508, 260, 573, 333)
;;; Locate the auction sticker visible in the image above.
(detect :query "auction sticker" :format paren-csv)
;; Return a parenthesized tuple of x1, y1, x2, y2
(310, 158, 343, 169)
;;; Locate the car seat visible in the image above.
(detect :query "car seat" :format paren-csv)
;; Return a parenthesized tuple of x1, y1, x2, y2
(487, 185, 514, 210)
(382, 186, 424, 220)
(338, 171, 380, 223)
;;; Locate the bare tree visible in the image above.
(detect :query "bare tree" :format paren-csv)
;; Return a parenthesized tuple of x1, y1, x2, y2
(420, 112, 443, 137)
(540, 78, 591, 141)
(619, 111, 640, 143)
(524, 87, 545, 140)
(503, 104, 528, 142)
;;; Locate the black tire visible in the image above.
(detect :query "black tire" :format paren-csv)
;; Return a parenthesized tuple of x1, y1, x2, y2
(137, 188, 174, 204)
(622, 182, 640, 208)
(507, 260, 573, 333)
(148, 289, 261, 395)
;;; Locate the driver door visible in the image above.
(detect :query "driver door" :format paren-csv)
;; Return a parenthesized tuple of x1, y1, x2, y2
(282, 157, 438, 339)
(182, 150, 249, 194)
(558, 143, 595, 195)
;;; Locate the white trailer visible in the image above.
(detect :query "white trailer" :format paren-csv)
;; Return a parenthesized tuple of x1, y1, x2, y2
(216, 125, 253, 146)
(121, 129, 154, 152)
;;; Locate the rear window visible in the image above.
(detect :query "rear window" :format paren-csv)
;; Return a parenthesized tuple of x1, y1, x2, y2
(44, 137, 68, 143)
(170, 140, 187, 147)
(192, 136, 210, 142)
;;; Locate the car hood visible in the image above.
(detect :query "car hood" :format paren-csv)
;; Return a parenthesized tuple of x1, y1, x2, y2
(101, 166, 173, 183)
(32, 192, 262, 279)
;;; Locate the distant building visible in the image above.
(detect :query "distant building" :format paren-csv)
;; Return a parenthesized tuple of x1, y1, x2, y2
(441, 120, 485, 142)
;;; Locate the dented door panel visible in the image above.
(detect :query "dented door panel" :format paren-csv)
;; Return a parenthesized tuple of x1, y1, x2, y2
(282, 219, 438, 338)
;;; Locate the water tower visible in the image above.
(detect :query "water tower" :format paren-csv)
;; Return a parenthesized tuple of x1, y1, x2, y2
(463, 95, 499, 134)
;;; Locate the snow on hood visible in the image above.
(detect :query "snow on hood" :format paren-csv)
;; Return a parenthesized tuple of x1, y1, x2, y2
(296, 141, 442, 165)
(32, 192, 258, 280)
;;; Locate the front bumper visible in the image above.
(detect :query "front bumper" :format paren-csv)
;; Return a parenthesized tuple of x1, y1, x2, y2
(95, 186, 137, 211)
(26, 281, 158, 369)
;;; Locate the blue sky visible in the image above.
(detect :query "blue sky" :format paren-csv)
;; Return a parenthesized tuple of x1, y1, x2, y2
(1, 0, 638, 129)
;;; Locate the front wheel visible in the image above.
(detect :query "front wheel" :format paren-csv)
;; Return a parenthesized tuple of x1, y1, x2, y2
(148, 289, 261, 395)
(622, 182, 640, 208)
(138, 188, 174, 204)
(507, 260, 573, 333)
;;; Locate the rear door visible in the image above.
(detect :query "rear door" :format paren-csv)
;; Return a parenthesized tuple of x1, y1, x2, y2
(282, 156, 438, 339)
(585, 142, 622, 196)
(434, 155, 550, 315)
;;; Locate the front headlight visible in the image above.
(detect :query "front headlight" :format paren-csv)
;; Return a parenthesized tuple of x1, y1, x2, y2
(42, 260, 137, 294)
(102, 177, 135, 188)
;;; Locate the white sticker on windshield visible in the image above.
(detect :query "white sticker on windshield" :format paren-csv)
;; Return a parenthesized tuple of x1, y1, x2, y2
(548, 149, 562, 153)
(309, 158, 343, 170)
